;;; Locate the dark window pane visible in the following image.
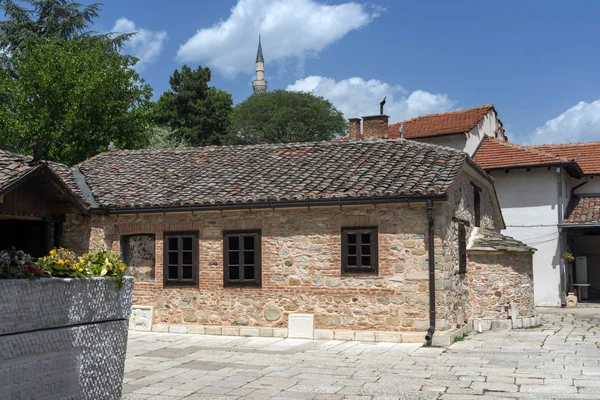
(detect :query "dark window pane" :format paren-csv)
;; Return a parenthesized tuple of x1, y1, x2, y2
(243, 236, 255, 250)
(347, 233, 357, 244)
(347, 255, 357, 266)
(228, 251, 239, 265)
(182, 237, 193, 250)
(168, 237, 178, 250)
(361, 256, 371, 267)
(168, 252, 178, 265)
(229, 266, 239, 280)
(228, 236, 239, 250)
(182, 266, 193, 280)
(347, 244, 357, 256)
(168, 265, 178, 279)
(244, 250, 255, 265)
(182, 251, 192, 265)
(244, 266, 255, 280)
(361, 245, 370, 255)
(361, 233, 371, 244)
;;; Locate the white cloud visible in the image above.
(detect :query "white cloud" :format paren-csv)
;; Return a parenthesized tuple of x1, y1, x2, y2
(112, 18, 167, 70)
(176, 0, 377, 77)
(528, 100, 600, 144)
(286, 76, 455, 122)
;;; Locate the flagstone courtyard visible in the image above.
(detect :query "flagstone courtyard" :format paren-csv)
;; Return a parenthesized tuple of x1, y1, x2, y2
(122, 310, 600, 400)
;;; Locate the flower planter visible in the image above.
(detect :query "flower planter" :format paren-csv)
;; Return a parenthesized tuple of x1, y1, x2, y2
(0, 277, 133, 400)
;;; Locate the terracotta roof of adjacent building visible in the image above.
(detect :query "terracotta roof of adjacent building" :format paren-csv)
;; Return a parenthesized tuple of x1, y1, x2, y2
(474, 136, 575, 168)
(564, 196, 600, 225)
(527, 142, 600, 175)
(387, 104, 496, 139)
(468, 227, 536, 252)
(76, 139, 475, 210)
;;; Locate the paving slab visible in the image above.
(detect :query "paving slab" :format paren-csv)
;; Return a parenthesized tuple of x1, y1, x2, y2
(124, 312, 600, 399)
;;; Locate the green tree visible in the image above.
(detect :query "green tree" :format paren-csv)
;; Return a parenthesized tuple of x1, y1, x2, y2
(0, 0, 130, 67)
(229, 90, 347, 145)
(0, 38, 152, 165)
(155, 65, 233, 146)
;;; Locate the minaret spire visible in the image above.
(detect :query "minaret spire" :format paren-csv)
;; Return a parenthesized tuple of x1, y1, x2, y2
(252, 35, 267, 94)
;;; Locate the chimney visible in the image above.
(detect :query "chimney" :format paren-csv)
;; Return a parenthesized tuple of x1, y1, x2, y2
(361, 114, 389, 139)
(348, 118, 361, 139)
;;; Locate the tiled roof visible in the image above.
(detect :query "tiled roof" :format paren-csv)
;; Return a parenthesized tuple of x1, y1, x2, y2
(564, 196, 600, 225)
(528, 142, 600, 175)
(474, 136, 574, 170)
(0, 149, 87, 206)
(77, 140, 470, 210)
(468, 227, 536, 252)
(387, 104, 495, 139)
(0, 149, 35, 193)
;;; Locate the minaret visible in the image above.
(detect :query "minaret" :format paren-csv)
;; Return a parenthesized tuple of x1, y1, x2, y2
(252, 35, 267, 94)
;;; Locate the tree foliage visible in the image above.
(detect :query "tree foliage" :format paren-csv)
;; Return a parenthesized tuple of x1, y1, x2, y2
(0, 38, 153, 165)
(155, 65, 233, 147)
(229, 90, 347, 144)
(0, 0, 130, 66)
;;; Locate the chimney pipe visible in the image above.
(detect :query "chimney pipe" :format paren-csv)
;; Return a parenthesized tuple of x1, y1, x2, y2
(399, 124, 405, 140)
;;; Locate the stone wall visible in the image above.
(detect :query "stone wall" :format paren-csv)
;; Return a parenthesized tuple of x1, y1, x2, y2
(466, 251, 535, 320)
(63, 203, 453, 332)
(437, 168, 502, 330)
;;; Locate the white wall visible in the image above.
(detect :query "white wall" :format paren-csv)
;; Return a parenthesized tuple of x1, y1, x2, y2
(571, 175, 600, 195)
(490, 167, 563, 306)
(417, 134, 467, 152)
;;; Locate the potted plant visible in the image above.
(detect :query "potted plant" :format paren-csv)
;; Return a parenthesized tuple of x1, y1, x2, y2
(0, 247, 132, 400)
(563, 251, 575, 263)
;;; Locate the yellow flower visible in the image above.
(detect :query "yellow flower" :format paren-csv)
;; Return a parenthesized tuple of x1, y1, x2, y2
(43, 257, 47, 262)
(83, 254, 88, 259)
(58, 259, 64, 265)
(49, 249, 56, 256)
(78, 268, 83, 272)
(118, 263, 126, 272)
(65, 259, 70, 264)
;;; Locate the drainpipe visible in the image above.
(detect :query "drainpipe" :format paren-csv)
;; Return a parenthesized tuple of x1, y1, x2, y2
(425, 199, 436, 345)
(557, 167, 566, 306)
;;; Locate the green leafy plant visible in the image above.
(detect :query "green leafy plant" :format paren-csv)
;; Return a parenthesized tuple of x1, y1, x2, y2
(38, 247, 127, 288)
(563, 251, 574, 262)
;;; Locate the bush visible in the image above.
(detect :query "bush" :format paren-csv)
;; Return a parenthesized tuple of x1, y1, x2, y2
(0, 247, 42, 279)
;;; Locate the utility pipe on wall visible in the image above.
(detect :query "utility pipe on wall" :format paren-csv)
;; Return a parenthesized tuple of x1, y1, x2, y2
(557, 167, 566, 306)
(425, 199, 436, 345)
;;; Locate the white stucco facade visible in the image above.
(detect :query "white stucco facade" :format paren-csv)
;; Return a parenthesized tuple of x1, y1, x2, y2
(489, 167, 564, 306)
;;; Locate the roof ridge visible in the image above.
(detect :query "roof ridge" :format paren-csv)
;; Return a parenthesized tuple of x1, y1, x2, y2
(389, 104, 494, 126)
(529, 141, 600, 148)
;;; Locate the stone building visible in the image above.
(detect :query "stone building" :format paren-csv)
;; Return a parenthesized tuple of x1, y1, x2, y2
(0, 138, 534, 345)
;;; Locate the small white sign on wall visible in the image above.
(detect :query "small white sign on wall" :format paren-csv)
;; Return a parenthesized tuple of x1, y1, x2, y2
(288, 313, 314, 339)
(129, 306, 154, 331)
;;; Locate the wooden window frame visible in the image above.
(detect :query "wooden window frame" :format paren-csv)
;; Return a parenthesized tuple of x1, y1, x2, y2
(163, 231, 199, 287)
(458, 223, 467, 274)
(223, 230, 262, 287)
(341, 227, 378, 275)
(471, 182, 482, 227)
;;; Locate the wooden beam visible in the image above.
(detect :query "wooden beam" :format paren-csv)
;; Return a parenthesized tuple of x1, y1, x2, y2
(0, 213, 44, 221)
(48, 203, 77, 214)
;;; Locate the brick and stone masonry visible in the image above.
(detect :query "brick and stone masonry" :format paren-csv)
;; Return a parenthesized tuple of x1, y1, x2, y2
(61, 167, 535, 336)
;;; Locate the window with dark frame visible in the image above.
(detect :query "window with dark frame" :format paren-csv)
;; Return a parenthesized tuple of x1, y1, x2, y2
(163, 231, 198, 286)
(223, 230, 261, 286)
(472, 183, 482, 227)
(341, 227, 378, 274)
(458, 223, 467, 274)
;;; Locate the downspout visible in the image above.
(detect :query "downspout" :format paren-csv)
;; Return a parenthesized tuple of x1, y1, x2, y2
(557, 167, 566, 306)
(425, 199, 436, 345)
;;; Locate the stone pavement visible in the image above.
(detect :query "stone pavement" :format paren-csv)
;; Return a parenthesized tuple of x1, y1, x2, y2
(122, 312, 600, 399)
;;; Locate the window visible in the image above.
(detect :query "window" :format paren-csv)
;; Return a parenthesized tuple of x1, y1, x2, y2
(121, 234, 156, 282)
(341, 227, 378, 274)
(472, 183, 482, 227)
(223, 230, 261, 286)
(458, 224, 467, 274)
(163, 231, 198, 286)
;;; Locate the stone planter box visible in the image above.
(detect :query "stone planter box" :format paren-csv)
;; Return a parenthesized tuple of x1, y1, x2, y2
(0, 277, 133, 400)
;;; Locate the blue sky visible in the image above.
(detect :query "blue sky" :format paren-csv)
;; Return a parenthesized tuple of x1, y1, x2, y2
(95, 0, 600, 144)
